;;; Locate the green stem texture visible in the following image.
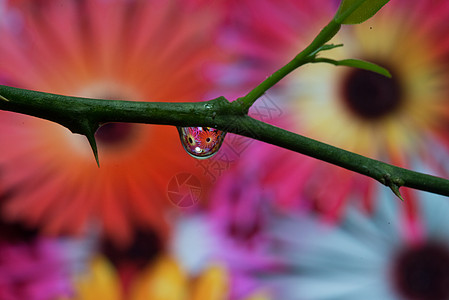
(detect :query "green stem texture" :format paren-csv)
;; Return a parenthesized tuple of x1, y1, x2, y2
(1, 85, 449, 198)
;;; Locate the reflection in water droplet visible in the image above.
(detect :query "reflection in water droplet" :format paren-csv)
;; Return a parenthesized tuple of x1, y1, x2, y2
(177, 127, 226, 159)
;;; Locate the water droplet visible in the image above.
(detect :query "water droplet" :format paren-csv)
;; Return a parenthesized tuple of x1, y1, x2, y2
(177, 127, 226, 159)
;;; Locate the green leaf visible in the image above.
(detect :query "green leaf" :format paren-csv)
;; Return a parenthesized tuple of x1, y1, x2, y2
(334, 59, 391, 77)
(313, 58, 391, 78)
(335, 0, 390, 24)
(310, 44, 344, 57)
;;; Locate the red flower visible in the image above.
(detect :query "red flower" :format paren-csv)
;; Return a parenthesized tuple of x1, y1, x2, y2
(0, 0, 225, 246)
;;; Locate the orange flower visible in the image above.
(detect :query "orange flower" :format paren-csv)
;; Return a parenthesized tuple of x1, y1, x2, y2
(0, 0, 224, 246)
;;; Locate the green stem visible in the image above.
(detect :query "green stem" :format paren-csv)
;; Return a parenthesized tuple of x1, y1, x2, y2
(0, 85, 230, 132)
(235, 19, 341, 112)
(234, 0, 374, 113)
(239, 118, 449, 197)
(1, 84, 449, 198)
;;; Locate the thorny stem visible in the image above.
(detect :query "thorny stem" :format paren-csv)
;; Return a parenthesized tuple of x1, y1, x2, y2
(0, 0, 447, 200)
(1, 85, 449, 198)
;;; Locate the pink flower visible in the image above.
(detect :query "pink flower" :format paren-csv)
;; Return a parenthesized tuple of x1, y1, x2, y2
(170, 149, 288, 298)
(0, 238, 73, 300)
(215, 0, 449, 224)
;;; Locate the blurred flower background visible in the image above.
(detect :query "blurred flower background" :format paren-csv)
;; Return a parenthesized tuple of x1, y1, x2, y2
(1, 0, 449, 299)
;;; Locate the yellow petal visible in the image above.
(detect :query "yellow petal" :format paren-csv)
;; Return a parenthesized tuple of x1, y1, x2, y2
(191, 264, 229, 300)
(71, 256, 122, 300)
(131, 256, 189, 300)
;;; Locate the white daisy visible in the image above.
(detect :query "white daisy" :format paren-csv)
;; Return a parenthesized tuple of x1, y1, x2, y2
(264, 181, 449, 300)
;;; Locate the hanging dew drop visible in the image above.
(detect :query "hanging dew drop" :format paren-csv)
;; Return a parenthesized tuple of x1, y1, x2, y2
(177, 127, 226, 159)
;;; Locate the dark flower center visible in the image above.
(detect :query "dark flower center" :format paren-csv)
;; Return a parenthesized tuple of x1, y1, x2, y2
(101, 229, 162, 296)
(95, 122, 135, 146)
(392, 241, 449, 300)
(102, 229, 162, 269)
(0, 219, 38, 243)
(342, 66, 402, 120)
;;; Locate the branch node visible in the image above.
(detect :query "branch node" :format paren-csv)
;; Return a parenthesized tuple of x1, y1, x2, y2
(379, 172, 404, 201)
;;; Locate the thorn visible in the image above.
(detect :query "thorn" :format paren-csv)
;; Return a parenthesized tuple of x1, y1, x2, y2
(0, 94, 10, 102)
(389, 184, 404, 201)
(78, 120, 100, 167)
(86, 132, 100, 167)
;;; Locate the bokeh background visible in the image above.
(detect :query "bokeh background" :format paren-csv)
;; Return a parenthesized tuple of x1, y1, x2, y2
(1, 0, 449, 299)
